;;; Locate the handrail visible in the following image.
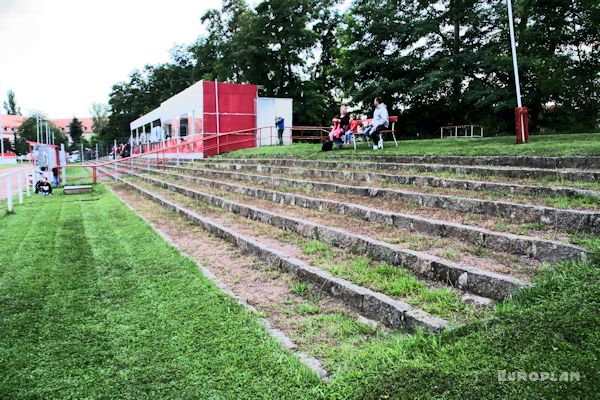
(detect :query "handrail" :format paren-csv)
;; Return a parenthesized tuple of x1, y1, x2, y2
(93, 126, 271, 168)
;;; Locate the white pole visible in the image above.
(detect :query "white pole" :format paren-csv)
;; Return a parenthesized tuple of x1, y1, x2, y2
(7, 177, 13, 212)
(25, 171, 30, 197)
(113, 139, 117, 171)
(96, 143, 99, 161)
(60, 143, 67, 186)
(506, 0, 525, 144)
(17, 171, 23, 204)
(81, 143, 84, 163)
(36, 115, 40, 143)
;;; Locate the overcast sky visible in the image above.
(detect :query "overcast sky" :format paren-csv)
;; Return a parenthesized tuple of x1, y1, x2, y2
(0, 0, 222, 118)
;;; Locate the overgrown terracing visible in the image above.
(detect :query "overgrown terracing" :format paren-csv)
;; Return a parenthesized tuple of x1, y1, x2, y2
(97, 152, 599, 381)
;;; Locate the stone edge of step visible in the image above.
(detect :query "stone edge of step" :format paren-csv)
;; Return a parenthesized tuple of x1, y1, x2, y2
(114, 175, 451, 334)
(153, 165, 589, 264)
(133, 170, 526, 301)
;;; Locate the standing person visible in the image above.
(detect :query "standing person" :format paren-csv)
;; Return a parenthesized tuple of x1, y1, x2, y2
(51, 166, 59, 188)
(365, 97, 389, 150)
(275, 116, 285, 145)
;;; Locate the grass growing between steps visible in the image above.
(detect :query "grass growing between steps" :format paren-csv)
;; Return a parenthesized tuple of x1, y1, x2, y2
(0, 184, 320, 399)
(322, 258, 600, 399)
(300, 240, 478, 323)
(226, 132, 600, 157)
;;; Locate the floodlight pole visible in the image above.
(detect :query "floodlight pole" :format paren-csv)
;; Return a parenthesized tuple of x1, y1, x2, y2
(36, 115, 40, 143)
(506, 0, 527, 144)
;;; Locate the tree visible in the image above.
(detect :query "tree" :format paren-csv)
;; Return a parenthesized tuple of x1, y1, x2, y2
(14, 116, 68, 155)
(2, 138, 13, 153)
(103, 0, 599, 137)
(3, 90, 22, 115)
(90, 103, 110, 135)
(68, 117, 84, 147)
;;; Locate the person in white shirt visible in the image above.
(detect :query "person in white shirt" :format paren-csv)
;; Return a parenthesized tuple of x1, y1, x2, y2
(364, 97, 389, 150)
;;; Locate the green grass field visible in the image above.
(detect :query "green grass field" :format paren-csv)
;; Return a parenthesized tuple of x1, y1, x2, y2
(0, 186, 319, 398)
(1, 184, 598, 399)
(228, 133, 600, 158)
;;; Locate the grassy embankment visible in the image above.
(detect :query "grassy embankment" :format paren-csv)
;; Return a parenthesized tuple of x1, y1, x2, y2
(0, 183, 598, 398)
(228, 132, 600, 158)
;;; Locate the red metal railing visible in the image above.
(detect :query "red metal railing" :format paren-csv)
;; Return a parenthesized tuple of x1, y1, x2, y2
(88, 126, 276, 184)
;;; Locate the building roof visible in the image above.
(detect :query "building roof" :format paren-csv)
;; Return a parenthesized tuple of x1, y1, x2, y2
(1, 115, 26, 132)
(1, 115, 94, 133)
(52, 118, 94, 133)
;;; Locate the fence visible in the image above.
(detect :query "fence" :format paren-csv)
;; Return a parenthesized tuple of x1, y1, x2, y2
(88, 126, 281, 183)
(1, 167, 31, 212)
(2, 125, 322, 205)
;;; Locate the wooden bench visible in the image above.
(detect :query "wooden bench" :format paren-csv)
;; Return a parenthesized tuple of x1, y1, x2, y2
(353, 116, 399, 150)
(63, 185, 93, 195)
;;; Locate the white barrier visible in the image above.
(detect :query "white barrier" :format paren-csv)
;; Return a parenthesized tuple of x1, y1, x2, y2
(1, 167, 31, 212)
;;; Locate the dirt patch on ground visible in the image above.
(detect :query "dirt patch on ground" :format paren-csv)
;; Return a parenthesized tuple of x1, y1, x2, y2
(110, 182, 364, 350)
(118, 178, 493, 320)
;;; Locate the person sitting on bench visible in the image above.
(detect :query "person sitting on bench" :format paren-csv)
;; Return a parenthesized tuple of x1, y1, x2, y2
(330, 106, 350, 148)
(344, 113, 361, 144)
(35, 177, 53, 196)
(364, 97, 389, 150)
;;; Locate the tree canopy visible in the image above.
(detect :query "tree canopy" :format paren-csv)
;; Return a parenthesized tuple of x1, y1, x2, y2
(68, 117, 84, 147)
(14, 117, 69, 154)
(102, 0, 600, 141)
(3, 90, 22, 116)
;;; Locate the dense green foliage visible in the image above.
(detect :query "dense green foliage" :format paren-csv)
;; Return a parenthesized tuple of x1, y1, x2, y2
(104, 0, 599, 140)
(2, 89, 21, 116)
(67, 117, 84, 148)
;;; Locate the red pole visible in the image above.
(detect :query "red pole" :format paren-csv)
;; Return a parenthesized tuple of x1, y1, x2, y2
(92, 166, 97, 184)
(515, 107, 529, 144)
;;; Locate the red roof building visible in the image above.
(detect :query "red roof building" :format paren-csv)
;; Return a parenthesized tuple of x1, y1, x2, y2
(1, 115, 95, 143)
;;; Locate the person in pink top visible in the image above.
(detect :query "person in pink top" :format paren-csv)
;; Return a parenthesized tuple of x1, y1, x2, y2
(344, 113, 362, 144)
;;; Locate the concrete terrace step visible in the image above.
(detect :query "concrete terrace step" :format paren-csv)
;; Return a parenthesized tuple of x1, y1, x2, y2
(111, 174, 450, 333)
(156, 163, 600, 236)
(123, 169, 527, 301)
(207, 157, 600, 183)
(184, 159, 600, 200)
(258, 154, 600, 170)
(138, 166, 588, 264)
